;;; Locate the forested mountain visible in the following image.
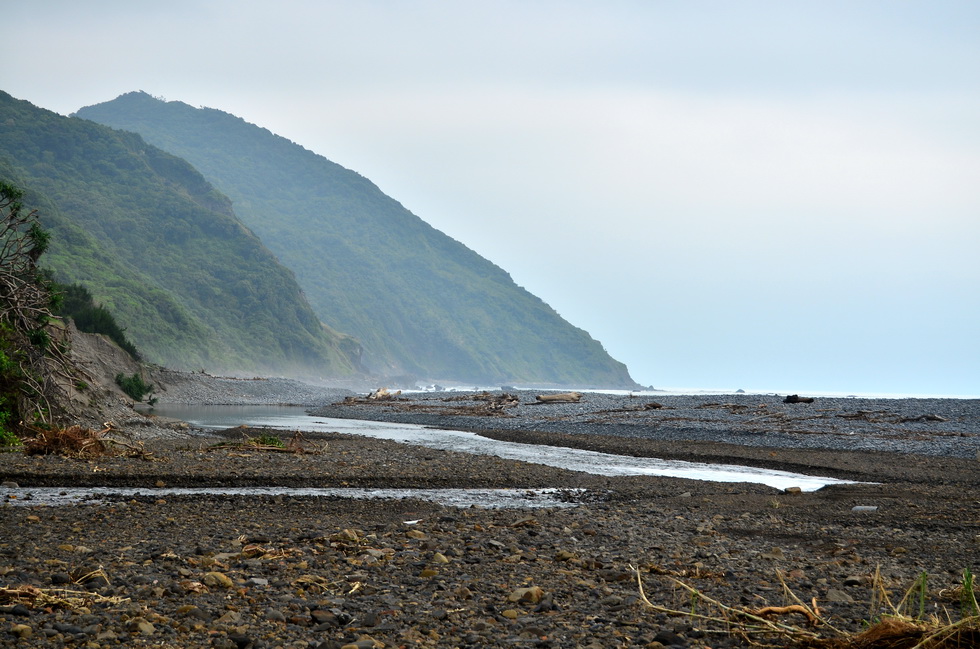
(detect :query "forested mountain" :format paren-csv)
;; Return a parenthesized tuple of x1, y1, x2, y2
(0, 91, 361, 376)
(77, 92, 636, 387)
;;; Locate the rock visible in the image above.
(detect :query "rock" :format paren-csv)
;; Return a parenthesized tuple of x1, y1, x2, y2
(51, 572, 72, 585)
(826, 588, 853, 603)
(761, 547, 785, 560)
(507, 586, 545, 604)
(228, 632, 255, 648)
(341, 638, 380, 649)
(203, 571, 234, 589)
(654, 629, 685, 646)
(265, 608, 287, 623)
(10, 624, 32, 639)
(126, 617, 155, 634)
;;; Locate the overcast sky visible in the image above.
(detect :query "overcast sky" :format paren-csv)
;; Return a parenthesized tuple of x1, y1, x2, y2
(4, 1, 979, 396)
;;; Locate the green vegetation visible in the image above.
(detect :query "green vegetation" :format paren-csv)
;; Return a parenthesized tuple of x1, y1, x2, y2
(248, 432, 284, 448)
(0, 180, 67, 438)
(76, 91, 636, 386)
(114, 372, 155, 404)
(0, 400, 20, 448)
(0, 91, 361, 376)
(55, 282, 141, 360)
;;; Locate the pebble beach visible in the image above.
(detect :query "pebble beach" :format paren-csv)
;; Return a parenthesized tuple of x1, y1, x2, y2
(1, 382, 978, 648)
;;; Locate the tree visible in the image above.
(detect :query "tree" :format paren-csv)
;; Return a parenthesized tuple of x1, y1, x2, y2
(0, 181, 67, 433)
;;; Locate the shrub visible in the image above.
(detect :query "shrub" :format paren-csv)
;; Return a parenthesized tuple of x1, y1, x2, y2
(249, 433, 285, 448)
(54, 283, 142, 360)
(115, 372, 155, 403)
(0, 406, 20, 448)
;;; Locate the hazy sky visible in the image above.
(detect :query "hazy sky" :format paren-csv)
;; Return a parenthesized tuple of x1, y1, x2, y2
(4, 1, 979, 396)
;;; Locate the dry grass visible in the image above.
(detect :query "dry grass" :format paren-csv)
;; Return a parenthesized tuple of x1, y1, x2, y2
(633, 565, 980, 649)
(22, 424, 110, 457)
(21, 423, 152, 459)
(0, 568, 126, 610)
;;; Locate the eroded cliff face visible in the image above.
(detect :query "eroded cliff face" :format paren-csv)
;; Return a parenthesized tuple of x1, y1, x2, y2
(48, 323, 181, 437)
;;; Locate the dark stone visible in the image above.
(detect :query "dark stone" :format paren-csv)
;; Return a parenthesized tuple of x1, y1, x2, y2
(11, 604, 31, 617)
(50, 572, 71, 585)
(654, 629, 687, 646)
(228, 633, 255, 649)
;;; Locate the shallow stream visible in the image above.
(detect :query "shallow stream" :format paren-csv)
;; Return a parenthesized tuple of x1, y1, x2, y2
(2, 405, 859, 509)
(153, 405, 855, 491)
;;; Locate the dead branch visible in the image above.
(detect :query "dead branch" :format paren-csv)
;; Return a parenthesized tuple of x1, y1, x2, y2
(747, 605, 820, 626)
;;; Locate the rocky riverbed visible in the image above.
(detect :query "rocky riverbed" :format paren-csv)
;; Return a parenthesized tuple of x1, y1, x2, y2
(1, 382, 978, 648)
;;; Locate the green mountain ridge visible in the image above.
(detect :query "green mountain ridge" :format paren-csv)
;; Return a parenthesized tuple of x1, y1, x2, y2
(76, 91, 636, 388)
(0, 91, 360, 376)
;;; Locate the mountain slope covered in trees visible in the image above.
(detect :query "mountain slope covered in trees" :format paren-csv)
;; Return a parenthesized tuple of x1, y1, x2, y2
(77, 92, 636, 387)
(0, 91, 361, 376)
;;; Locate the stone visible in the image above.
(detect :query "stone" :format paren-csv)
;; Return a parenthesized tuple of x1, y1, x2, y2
(203, 571, 234, 589)
(341, 639, 379, 649)
(126, 617, 155, 635)
(761, 547, 785, 560)
(10, 624, 32, 638)
(265, 608, 286, 623)
(826, 588, 853, 603)
(507, 586, 545, 604)
(654, 629, 685, 645)
(228, 632, 255, 648)
(51, 572, 72, 585)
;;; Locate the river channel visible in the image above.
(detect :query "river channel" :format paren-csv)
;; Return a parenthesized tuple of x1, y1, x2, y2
(151, 405, 854, 492)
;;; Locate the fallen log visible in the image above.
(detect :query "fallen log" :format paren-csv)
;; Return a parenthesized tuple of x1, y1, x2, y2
(783, 394, 815, 404)
(535, 392, 582, 404)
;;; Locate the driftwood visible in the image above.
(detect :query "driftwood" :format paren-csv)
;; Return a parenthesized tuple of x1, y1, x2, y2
(748, 604, 821, 626)
(535, 392, 582, 404)
(367, 387, 401, 400)
(783, 394, 815, 404)
(900, 414, 948, 423)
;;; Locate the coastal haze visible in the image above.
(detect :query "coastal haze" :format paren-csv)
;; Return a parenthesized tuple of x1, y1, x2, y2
(3, 2, 978, 396)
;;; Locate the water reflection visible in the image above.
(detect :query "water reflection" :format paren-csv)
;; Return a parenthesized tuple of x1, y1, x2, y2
(152, 405, 855, 491)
